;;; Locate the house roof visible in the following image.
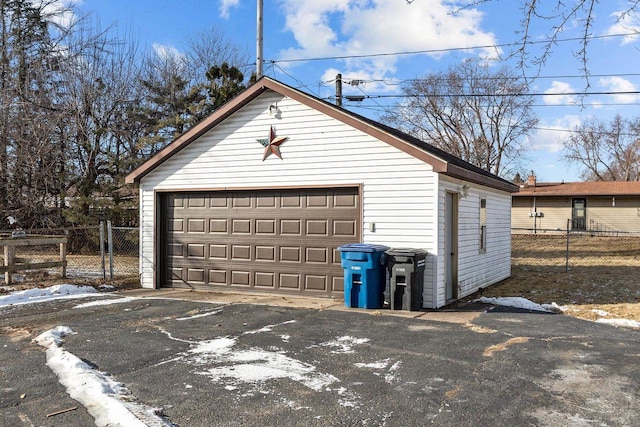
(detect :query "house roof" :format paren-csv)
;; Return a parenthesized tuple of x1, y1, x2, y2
(125, 77, 518, 193)
(514, 181, 640, 196)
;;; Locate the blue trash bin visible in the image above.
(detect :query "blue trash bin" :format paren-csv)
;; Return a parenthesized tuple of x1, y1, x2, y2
(338, 243, 389, 309)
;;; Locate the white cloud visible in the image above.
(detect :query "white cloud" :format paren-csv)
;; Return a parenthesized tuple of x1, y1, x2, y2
(277, 0, 499, 79)
(606, 11, 640, 45)
(152, 43, 186, 62)
(532, 115, 582, 153)
(36, 0, 81, 29)
(598, 76, 640, 103)
(543, 81, 578, 106)
(219, 0, 240, 19)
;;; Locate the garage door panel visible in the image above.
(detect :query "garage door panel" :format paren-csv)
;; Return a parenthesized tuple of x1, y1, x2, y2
(187, 218, 206, 233)
(256, 194, 276, 207)
(255, 246, 276, 261)
(231, 270, 250, 286)
(231, 245, 251, 260)
(232, 194, 252, 208)
(281, 219, 301, 235)
(280, 247, 301, 263)
(187, 244, 205, 258)
(281, 195, 302, 208)
(256, 219, 276, 234)
(231, 219, 250, 234)
(255, 272, 275, 288)
(188, 196, 206, 208)
(334, 192, 357, 207)
(305, 275, 327, 291)
(279, 273, 300, 289)
(209, 269, 226, 284)
(333, 220, 357, 237)
(209, 194, 228, 208)
(332, 275, 344, 292)
(306, 220, 328, 236)
(307, 194, 329, 207)
(162, 187, 359, 297)
(209, 219, 228, 233)
(187, 268, 205, 283)
(209, 244, 227, 259)
(306, 247, 328, 264)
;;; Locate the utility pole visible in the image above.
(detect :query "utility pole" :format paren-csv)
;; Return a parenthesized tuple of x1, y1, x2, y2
(256, 0, 263, 78)
(335, 73, 342, 107)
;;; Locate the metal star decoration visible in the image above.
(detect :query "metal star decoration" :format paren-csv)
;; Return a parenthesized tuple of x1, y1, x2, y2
(257, 126, 288, 161)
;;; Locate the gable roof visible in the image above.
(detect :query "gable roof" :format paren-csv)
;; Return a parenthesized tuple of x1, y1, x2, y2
(514, 181, 640, 196)
(125, 77, 518, 193)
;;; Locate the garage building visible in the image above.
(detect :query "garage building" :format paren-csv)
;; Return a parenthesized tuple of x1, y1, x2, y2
(126, 77, 517, 308)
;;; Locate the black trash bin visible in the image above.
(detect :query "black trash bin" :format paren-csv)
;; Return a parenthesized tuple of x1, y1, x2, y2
(386, 248, 427, 311)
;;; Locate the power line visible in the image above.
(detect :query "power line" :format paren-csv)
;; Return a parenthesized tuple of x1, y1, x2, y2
(267, 32, 639, 64)
(331, 72, 640, 86)
(345, 90, 640, 99)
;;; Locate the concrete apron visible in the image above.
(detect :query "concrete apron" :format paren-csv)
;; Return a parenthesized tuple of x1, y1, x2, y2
(119, 288, 483, 325)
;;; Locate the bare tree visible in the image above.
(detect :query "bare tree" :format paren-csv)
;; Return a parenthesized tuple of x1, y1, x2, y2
(185, 27, 252, 86)
(455, 1, 640, 85)
(0, 0, 76, 227)
(58, 19, 143, 224)
(563, 114, 640, 181)
(381, 60, 539, 177)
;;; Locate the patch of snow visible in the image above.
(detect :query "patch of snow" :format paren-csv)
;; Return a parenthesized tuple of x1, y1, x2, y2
(243, 319, 296, 335)
(176, 310, 222, 321)
(0, 285, 100, 307)
(317, 336, 370, 354)
(331, 386, 360, 408)
(34, 326, 175, 427)
(189, 338, 338, 392)
(475, 296, 563, 313)
(280, 334, 291, 342)
(74, 296, 139, 309)
(99, 284, 115, 290)
(592, 309, 610, 317)
(354, 359, 390, 369)
(384, 361, 402, 384)
(596, 318, 640, 329)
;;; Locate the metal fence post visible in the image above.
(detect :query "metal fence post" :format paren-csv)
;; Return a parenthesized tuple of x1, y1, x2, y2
(108, 220, 114, 279)
(565, 219, 570, 272)
(100, 221, 106, 280)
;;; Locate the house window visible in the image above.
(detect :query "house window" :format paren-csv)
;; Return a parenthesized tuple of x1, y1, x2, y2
(480, 198, 487, 252)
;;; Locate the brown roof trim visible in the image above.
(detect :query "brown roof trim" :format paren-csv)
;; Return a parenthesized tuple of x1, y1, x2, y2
(444, 164, 518, 193)
(126, 77, 518, 193)
(514, 181, 640, 196)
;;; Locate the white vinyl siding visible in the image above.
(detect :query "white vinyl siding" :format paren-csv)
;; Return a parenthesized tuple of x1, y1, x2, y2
(139, 92, 439, 289)
(434, 178, 512, 307)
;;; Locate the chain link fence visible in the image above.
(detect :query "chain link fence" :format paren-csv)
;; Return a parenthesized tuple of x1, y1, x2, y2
(512, 228, 640, 271)
(1, 222, 139, 284)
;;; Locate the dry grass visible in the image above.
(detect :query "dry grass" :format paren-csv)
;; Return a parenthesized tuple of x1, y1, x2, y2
(476, 234, 640, 323)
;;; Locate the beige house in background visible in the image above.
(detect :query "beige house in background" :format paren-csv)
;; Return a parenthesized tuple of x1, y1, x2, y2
(512, 175, 640, 233)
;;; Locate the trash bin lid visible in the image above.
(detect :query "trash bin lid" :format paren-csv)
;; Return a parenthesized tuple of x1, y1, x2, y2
(338, 243, 390, 253)
(386, 248, 428, 256)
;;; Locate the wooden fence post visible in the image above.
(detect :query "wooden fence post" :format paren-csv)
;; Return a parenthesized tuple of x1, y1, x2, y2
(60, 241, 67, 279)
(4, 245, 14, 285)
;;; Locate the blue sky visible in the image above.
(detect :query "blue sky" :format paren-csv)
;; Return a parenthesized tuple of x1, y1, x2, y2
(69, 0, 640, 182)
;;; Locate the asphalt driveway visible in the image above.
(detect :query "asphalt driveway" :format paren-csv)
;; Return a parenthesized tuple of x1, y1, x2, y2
(1, 290, 639, 426)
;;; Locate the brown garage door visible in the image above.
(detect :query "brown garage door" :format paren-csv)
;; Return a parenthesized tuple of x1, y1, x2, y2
(160, 187, 360, 297)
